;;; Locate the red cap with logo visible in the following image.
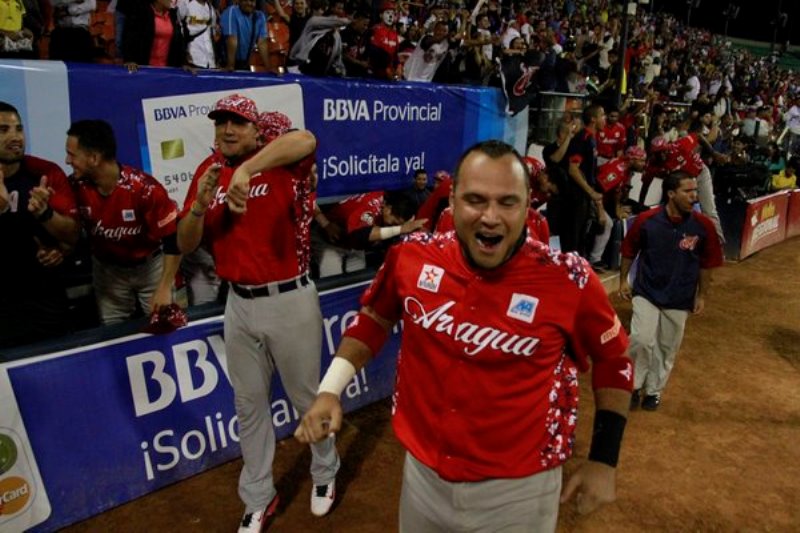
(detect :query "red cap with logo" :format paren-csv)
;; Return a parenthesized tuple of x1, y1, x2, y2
(258, 111, 292, 143)
(625, 146, 646, 160)
(208, 94, 259, 124)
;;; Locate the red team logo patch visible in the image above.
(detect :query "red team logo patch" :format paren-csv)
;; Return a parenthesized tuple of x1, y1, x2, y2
(679, 234, 699, 251)
(417, 264, 444, 293)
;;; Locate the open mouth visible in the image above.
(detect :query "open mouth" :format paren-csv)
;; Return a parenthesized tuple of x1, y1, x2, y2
(475, 232, 503, 251)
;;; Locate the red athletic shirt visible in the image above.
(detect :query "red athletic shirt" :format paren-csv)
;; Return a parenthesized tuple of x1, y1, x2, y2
(73, 165, 177, 264)
(360, 233, 630, 482)
(324, 191, 385, 234)
(181, 152, 315, 285)
(597, 122, 626, 159)
(434, 206, 550, 244)
(416, 178, 452, 231)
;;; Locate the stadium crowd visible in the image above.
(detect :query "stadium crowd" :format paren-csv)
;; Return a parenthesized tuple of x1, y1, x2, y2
(2, 0, 800, 351)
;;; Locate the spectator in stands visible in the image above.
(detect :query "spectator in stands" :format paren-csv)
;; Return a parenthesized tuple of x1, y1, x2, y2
(0, 101, 80, 349)
(460, 13, 495, 86)
(123, 0, 189, 71)
(220, 0, 271, 71)
(402, 20, 449, 82)
(771, 157, 797, 191)
(368, 1, 399, 80)
(177, 0, 219, 69)
(404, 168, 430, 211)
(340, 9, 370, 78)
(65, 120, 181, 325)
(49, 0, 96, 62)
(273, 0, 310, 57)
(782, 95, 800, 154)
(764, 141, 786, 175)
(0, 0, 36, 58)
(741, 105, 771, 148)
(289, 0, 350, 77)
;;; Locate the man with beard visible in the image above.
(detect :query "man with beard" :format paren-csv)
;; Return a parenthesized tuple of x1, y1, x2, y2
(0, 101, 79, 348)
(296, 140, 633, 531)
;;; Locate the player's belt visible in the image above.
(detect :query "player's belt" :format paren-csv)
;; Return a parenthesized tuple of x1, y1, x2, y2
(231, 274, 310, 299)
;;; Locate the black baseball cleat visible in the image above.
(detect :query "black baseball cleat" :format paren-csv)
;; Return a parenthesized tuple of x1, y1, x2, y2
(641, 394, 661, 411)
(630, 389, 642, 411)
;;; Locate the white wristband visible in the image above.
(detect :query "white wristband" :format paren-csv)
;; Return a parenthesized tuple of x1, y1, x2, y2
(318, 357, 357, 396)
(378, 225, 402, 240)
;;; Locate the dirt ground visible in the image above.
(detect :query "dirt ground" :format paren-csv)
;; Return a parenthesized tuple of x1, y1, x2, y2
(64, 237, 800, 533)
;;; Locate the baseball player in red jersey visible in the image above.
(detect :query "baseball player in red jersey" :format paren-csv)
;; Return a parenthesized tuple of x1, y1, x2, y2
(588, 146, 647, 269)
(297, 141, 633, 531)
(415, 171, 452, 231)
(596, 107, 627, 165)
(65, 120, 180, 325)
(0, 101, 80, 348)
(176, 94, 339, 532)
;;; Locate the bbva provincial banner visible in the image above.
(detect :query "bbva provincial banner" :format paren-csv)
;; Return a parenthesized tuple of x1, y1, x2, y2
(0, 61, 508, 203)
(0, 281, 400, 532)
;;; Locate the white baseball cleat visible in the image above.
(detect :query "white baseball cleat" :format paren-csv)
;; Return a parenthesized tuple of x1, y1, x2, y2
(238, 494, 279, 532)
(310, 480, 336, 517)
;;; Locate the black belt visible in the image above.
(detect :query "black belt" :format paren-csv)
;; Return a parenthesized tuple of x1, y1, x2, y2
(231, 274, 310, 299)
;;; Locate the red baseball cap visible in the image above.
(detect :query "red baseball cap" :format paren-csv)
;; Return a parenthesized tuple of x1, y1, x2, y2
(380, 1, 396, 11)
(523, 156, 545, 177)
(208, 94, 259, 124)
(258, 111, 292, 143)
(650, 136, 668, 152)
(625, 146, 646, 160)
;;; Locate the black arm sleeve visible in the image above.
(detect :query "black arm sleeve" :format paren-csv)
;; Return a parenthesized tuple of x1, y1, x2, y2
(162, 232, 181, 255)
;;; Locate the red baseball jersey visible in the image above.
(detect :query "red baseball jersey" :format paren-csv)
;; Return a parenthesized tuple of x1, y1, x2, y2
(596, 157, 630, 192)
(181, 152, 315, 285)
(597, 122, 626, 159)
(416, 177, 452, 231)
(360, 233, 630, 482)
(434, 206, 550, 244)
(324, 191, 385, 234)
(73, 165, 177, 264)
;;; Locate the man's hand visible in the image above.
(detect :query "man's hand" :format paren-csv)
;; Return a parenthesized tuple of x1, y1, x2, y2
(693, 295, 705, 315)
(28, 175, 54, 217)
(401, 217, 428, 234)
(196, 163, 221, 209)
(619, 279, 632, 301)
(150, 284, 172, 314)
(560, 460, 617, 515)
(323, 221, 343, 243)
(226, 167, 251, 214)
(0, 169, 9, 213)
(35, 237, 65, 268)
(294, 392, 343, 444)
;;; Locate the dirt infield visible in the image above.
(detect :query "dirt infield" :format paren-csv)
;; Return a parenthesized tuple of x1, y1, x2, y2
(65, 237, 800, 532)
